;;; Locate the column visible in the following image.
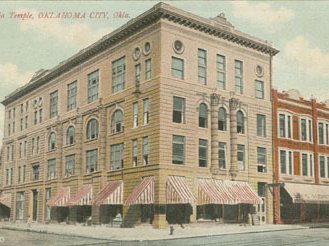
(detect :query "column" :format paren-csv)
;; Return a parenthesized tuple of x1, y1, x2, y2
(75, 115, 83, 176)
(273, 186, 282, 224)
(229, 98, 239, 180)
(210, 93, 220, 173)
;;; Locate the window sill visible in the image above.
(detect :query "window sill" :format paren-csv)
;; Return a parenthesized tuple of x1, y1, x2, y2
(47, 148, 57, 153)
(85, 138, 99, 143)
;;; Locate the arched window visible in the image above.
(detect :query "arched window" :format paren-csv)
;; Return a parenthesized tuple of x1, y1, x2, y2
(66, 126, 75, 145)
(111, 110, 124, 134)
(237, 110, 245, 134)
(87, 119, 99, 140)
(199, 103, 208, 128)
(49, 132, 56, 150)
(218, 107, 227, 131)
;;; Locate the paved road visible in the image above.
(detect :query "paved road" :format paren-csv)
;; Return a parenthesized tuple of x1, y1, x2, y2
(1, 228, 329, 246)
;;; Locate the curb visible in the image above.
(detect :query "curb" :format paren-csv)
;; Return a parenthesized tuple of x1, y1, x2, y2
(0, 225, 309, 242)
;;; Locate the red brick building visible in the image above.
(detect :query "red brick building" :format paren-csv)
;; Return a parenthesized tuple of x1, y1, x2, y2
(273, 89, 329, 224)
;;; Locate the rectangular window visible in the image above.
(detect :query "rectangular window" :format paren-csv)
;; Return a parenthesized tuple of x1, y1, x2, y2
(327, 157, 329, 178)
(20, 118, 23, 131)
(10, 168, 13, 185)
(86, 149, 98, 173)
(7, 123, 10, 136)
(326, 124, 329, 145)
(23, 165, 26, 183)
(45, 188, 51, 221)
(6, 169, 9, 185)
(112, 57, 126, 93)
(173, 96, 185, 123)
(34, 111, 37, 125)
(302, 153, 308, 176)
(32, 164, 40, 181)
(142, 137, 149, 165)
(12, 122, 15, 133)
(50, 90, 58, 118)
(218, 142, 226, 169)
(67, 81, 77, 111)
(145, 59, 151, 80)
(198, 49, 207, 84)
(301, 119, 307, 141)
(280, 150, 286, 174)
(19, 143, 22, 159)
(65, 154, 75, 177)
(319, 123, 324, 144)
(25, 116, 28, 129)
(235, 60, 243, 94)
(47, 159, 56, 180)
(88, 70, 99, 103)
(257, 114, 266, 137)
(39, 109, 42, 123)
(171, 57, 184, 80)
(172, 135, 185, 165)
(143, 98, 149, 125)
(255, 80, 264, 99)
(320, 156, 326, 178)
(133, 102, 138, 128)
(20, 104, 23, 114)
(135, 63, 141, 83)
(216, 54, 226, 89)
(110, 144, 124, 170)
(36, 136, 39, 154)
(132, 139, 138, 167)
(279, 113, 292, 138)
(24, 141, 27, 157)
(18, 166, 21, 183)
(237, 144, 245, 171)
(199, 139, 208, 167)
(16, 192, 25, 220)
(257, 147, 267, 173)
(279, 114, 285, 138)
(32, 138, 35, 156)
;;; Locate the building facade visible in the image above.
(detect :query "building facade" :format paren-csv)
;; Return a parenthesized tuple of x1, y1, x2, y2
(273, 89, 329, 224)
(0, 3, 278, 228)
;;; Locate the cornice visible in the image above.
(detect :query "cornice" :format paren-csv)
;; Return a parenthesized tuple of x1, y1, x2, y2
(1, 2, 279, 106)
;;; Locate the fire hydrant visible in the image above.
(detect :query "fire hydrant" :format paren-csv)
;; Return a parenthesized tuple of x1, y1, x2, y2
(170, 225, 174, 235)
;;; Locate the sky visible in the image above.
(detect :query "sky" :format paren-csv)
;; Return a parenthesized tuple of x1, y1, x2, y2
(1, 0, 329, 148)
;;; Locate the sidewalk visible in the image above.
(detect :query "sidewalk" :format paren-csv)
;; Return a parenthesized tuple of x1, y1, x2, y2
(0, 222, 309, 241)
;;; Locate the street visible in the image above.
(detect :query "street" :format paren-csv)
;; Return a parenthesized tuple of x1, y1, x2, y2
(1, 228, 329, 246)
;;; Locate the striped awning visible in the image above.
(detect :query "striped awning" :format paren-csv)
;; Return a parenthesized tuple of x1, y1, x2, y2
(0, 193, 11, 208)
(167, 176, 196, 204)
(284, 182, 329, 204)
(224, 180, 262, 205)
(68, 184, 93, 206)
(93, 180, 123, 206)
(47, 187, 70, 207)
(125, 176, 154, 206)
(198, 179, 237, 205)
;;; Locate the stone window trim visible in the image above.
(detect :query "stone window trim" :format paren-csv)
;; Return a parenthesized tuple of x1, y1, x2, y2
(111, 109, 124, 134)
(66, 125, 76, 146)
(48, 131, 57, 151)
(198, 102, 209, 128)
(143, 41, 152, 56)
(299, 116, 313, 143)
(86, 118, 99, 141)
(173, 40, 184, 54)
(279, 148, 294, 176)
(300, 152, 314, 178)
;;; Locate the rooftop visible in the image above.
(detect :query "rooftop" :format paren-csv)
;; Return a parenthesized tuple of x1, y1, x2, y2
(1, 2, 279, 106)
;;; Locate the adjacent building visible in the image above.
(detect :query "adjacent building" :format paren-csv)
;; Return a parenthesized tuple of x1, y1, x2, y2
(0, 3, 278, 228)
(273, 89, 329, 223)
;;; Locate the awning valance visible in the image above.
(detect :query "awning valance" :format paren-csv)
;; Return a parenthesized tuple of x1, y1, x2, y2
(224, 180, 262, 205)
(167, 176, 196, 204)
(284, 182, 329, 204)
(0, 193, 11, 208)
(47, 187, 70, 207)
(94, 180, 123, 206)
(198, 179, 237, 205)
(125, 176, 154, 206)
(68, 184, 92, 206)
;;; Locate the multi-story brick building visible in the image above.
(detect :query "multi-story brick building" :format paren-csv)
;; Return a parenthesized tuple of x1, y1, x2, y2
(273, 89, 329, 224)
(0, 3, 278, 228)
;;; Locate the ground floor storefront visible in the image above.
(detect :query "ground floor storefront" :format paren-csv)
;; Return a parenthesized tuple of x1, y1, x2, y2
(274, 182, 329, 224)
(4, 176, 267, 228)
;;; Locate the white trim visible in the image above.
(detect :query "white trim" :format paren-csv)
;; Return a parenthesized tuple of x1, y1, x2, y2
(300, 152, 314, 178)
(277, 111, 293, 139)
(278, 148, 294, 176)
